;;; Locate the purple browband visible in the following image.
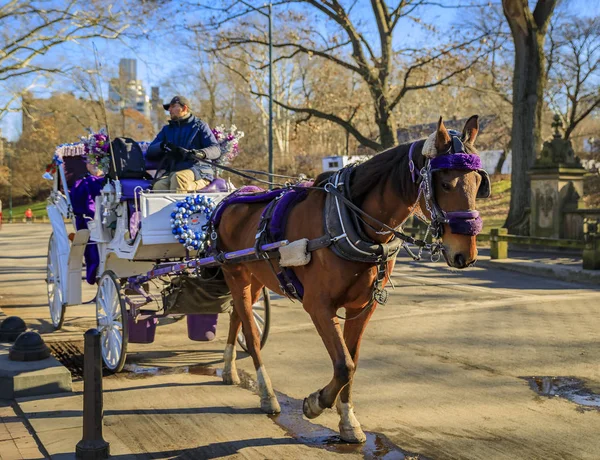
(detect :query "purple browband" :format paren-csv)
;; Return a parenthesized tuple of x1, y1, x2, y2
(430, 153, 482, 171)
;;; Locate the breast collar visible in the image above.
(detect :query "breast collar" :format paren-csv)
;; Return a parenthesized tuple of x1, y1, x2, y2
(323, 167, 402, 264)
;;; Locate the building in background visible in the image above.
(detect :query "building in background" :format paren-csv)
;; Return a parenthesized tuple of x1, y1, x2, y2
(150, 86, 166, 133)
(108, 59, 151, 118)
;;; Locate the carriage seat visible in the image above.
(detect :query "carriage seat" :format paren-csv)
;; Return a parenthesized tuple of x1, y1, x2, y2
(119, 177, 229, 200)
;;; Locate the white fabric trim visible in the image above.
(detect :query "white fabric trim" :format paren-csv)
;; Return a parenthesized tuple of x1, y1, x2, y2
(421, 132, 438, 159)
(279, 238, 311, 267)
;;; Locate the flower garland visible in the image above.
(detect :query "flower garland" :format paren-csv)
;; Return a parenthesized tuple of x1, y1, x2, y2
(212, 125, 244, 165)
(170, 195, 217, 251)
(42, 155, 62, 180)
(81, 129, 110, 174)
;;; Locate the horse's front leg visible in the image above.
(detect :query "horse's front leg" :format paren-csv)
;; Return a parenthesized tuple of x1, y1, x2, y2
(302, 295, 355, 424)
(222, 268, 280, 414)
(334, 303, 378, 443)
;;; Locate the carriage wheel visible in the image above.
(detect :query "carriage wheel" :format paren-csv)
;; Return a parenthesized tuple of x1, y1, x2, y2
(46, 233, 66, 330)
(96, 271, 128, 373)
(237, 287, 271, 352)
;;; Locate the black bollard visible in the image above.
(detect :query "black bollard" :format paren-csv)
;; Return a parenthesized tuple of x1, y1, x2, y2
(76, 329, 110, 459)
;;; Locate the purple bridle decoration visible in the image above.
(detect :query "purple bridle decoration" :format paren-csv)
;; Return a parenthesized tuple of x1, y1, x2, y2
(430, 153, 482, 171)
(446, 210, 483, 236)
(408, 141, 484, 236)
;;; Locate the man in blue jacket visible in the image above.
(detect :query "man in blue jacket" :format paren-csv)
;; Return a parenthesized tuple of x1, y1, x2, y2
(147, 95, 220, 192)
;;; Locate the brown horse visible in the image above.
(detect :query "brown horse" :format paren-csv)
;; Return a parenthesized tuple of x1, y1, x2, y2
(216, 116, 485, 443)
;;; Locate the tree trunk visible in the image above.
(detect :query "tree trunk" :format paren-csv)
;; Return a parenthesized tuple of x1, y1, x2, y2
(503, 0, 557, 235)
(374, 87, 397, 149)
(494, 148, 508, 175)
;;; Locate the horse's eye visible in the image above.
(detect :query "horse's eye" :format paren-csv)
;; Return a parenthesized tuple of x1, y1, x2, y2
(441, 182, 452, 191)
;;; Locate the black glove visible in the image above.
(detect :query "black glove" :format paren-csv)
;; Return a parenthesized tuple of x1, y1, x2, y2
(160, 140, 173, 152)
(162, 142, 187, 161)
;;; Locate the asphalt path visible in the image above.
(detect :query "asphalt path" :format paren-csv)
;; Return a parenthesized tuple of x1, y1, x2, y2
(1, 224, 600, 459)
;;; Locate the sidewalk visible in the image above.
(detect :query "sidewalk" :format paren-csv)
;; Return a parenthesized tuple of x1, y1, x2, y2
(16, 369, 365, 459)
(475, 247, 600, 286)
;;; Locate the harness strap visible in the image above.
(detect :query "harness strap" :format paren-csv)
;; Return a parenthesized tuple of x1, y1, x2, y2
(324, 184, 428, 249)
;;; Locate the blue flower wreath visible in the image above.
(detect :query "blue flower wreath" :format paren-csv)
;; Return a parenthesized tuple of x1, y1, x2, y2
(170, 195, 217, 251)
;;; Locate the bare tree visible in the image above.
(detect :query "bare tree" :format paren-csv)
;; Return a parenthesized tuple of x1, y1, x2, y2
(0, 0, 156, 119)
(546, 16, 600, 141)
(502, 0, 558, 234)
(194, 0, 490, 151)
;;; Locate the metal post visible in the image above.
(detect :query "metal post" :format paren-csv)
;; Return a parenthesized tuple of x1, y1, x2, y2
(490, 228, 508, 260)
(76, 329, 110, 459)
(7, 149, 12, 223)
(268, 2, 274, 189)
(583, 218, 600, 270)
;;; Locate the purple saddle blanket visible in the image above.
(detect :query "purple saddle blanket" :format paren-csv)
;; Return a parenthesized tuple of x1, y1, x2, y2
(211, 184, 313, 300)
(211, 185, 289, 227)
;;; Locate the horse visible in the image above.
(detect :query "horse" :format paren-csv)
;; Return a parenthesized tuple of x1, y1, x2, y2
(214, 115, 488, 443)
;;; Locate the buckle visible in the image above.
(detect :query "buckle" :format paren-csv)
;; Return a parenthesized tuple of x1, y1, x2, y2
(373, 288, 388, 305)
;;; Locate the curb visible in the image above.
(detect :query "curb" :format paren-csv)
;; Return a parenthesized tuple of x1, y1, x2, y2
(477, 256, 600, 286)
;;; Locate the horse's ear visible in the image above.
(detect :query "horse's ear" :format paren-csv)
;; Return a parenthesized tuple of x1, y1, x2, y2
(462, 115, 479, 145)
(435, 116, 451, 153)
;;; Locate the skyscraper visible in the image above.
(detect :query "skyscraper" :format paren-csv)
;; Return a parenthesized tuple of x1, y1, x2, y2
(108, 58, 150, 117)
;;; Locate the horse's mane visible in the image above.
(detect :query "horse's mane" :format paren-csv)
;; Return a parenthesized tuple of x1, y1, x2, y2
(350, 136, 478, 206)
(350, 140, 424, 206)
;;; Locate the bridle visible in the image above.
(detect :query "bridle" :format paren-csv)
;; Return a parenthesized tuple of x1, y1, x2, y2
(408, 131, 490, 242)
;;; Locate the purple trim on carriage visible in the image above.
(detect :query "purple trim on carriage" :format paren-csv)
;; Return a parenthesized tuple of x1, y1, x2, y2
(71, 175, 105, 284)
(199, 178, 229, 192)
(120, 178, 153, 199)
(430, 153, 482, 171)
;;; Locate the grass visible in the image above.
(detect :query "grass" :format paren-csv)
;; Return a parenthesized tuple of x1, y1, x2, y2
(478, 177, 510, 233)
(6, 200, 48, 219)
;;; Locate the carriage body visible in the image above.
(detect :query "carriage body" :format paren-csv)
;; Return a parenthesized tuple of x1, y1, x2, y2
(45, 142, 270, 372)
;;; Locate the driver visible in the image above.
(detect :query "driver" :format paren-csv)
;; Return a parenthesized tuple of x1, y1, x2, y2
(147, 95, 220, 193)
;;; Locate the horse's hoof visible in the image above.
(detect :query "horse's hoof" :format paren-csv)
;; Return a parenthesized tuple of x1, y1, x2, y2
(222, 370, 240, 385)
(261, 395, 281, 414)
(302, 391, 324, 419)
(339, 424, 367, 443)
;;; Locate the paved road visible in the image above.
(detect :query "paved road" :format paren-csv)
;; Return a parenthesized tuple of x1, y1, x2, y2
(1, 224, 600, 459)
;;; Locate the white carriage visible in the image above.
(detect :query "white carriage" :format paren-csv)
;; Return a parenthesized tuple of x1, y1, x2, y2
(45, 142, 271, 372)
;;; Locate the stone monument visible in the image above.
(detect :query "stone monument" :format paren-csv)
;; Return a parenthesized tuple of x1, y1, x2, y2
(529, 115, 587, 238)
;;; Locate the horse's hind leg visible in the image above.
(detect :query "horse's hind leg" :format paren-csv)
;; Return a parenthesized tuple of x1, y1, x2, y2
(223, 308, 241, 385)
(222, 267, 280, 414)
(222, 277, 264, 385)
(334, 304, 377, 443)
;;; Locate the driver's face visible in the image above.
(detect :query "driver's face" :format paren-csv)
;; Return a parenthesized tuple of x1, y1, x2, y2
(169, 103, 186, 119)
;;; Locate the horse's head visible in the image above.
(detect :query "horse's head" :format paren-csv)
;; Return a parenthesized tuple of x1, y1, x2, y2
(417, 115, 490, 269)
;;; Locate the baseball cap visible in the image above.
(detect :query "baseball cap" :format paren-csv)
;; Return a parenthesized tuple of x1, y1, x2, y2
(163, 95, 190, 111)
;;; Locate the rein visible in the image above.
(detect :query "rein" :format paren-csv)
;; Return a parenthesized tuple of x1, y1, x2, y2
(193, 138, 487, 321)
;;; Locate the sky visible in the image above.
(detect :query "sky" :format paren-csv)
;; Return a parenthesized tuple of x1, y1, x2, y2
(1, 0, 597, 142)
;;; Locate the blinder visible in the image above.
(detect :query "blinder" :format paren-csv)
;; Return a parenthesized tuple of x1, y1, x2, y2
(477, 169, 491, 199)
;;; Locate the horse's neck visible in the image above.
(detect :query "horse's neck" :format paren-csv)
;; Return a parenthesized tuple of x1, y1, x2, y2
(358, 177, 414, 244)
